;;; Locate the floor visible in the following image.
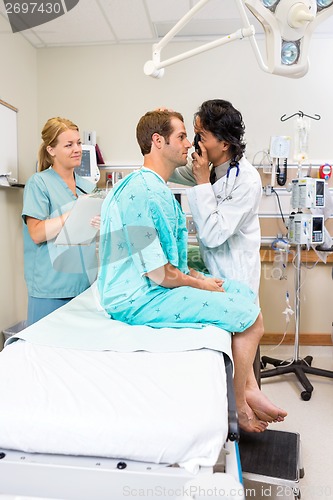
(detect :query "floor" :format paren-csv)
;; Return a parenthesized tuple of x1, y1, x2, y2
(246, 344, 333, 500)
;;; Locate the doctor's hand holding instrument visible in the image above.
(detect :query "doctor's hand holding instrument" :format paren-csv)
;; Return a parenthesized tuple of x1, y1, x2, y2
(191, 138, 211, 184)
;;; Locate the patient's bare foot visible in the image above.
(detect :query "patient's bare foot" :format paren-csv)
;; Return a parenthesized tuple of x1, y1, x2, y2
(246, 387, 287, 423)
(238, 402, 268, 433)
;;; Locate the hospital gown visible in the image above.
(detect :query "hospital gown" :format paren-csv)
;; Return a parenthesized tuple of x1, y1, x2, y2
(98, 167, 259, 332)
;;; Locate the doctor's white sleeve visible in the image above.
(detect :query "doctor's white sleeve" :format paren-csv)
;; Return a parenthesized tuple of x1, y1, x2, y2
(186, 181, 261, 249)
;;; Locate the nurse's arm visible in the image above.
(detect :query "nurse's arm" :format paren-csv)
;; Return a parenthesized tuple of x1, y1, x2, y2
(146, 263, 223, 292)
(26, 212, 70, 244)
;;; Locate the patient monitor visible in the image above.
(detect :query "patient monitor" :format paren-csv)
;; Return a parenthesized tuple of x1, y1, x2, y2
(76, 144, 100, 184)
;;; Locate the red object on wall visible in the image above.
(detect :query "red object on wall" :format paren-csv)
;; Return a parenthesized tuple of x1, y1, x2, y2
(319, 164, 332, 180)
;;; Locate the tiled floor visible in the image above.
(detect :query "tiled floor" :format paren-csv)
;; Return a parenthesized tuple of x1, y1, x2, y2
(249, 345, 333, 500)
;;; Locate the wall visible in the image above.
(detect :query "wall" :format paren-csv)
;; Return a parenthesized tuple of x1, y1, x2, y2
(0, 15, 38, 348)
(260, 261, 333, 337)
(36, 38, 333, 164)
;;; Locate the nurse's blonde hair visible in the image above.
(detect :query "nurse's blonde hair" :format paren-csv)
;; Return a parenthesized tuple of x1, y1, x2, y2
(38, 117, 79, 171)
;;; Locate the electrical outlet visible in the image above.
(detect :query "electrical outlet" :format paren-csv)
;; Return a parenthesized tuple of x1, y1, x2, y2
(264, 185, 273, 196)
(187, 218, 196, 234)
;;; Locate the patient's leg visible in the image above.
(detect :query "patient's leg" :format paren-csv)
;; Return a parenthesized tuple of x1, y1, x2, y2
(232, 313, 267, 432)
(232, 313, 287, 432)
(245, 370, 287, 423)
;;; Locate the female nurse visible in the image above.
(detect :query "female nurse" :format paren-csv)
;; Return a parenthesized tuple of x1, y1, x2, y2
(22, 117, 98, 325)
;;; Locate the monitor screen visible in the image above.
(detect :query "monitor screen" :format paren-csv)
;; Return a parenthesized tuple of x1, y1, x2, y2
(75, 145, 100, 184)
(316, 180, 324, 196)
(312, 216, 323, 233)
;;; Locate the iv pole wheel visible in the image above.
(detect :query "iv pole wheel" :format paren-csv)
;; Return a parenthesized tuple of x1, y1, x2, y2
(301, 390, 311, 401)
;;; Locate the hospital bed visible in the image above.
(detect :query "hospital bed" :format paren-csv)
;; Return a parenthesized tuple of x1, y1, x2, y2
(0, 284, 244, 499)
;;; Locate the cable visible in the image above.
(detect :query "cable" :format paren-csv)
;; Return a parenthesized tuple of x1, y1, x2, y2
(271, 187, 287, 228)
(252, 149, 272, 170)
(265, 291, 294, 355)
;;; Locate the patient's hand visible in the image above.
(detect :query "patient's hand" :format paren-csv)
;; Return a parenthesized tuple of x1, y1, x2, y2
(188, 267, 205, 280)
(199, 276, 225, 292)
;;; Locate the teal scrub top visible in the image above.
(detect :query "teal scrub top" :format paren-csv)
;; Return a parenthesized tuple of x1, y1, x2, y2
(22, 167, 98, 298)
(98, 168, 259, 331)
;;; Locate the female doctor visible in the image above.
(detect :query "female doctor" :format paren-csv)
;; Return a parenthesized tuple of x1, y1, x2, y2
(170, 99, 262, 297)
(22, 117, 98, 326)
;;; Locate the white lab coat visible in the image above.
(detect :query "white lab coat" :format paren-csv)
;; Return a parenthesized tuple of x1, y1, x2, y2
(170, 157, 262, 295)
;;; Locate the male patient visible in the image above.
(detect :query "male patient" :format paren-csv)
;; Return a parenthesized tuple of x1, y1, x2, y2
(98, 110, 287, 433)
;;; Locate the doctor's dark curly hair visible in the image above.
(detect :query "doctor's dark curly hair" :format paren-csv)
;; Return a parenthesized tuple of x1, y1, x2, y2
(194, 99, 246, 162)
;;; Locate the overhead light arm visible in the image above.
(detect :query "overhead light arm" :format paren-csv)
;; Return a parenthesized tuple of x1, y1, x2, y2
(144, 0, 262, 78)
(144, 0, 333, 79)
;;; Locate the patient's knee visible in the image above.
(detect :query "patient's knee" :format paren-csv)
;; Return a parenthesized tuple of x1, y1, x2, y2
(254, 312, 264, 339)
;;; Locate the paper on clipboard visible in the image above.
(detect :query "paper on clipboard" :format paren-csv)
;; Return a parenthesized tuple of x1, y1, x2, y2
(55, 196, 103, 245)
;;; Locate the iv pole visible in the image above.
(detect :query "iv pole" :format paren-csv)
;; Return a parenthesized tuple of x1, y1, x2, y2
(261, 112, 333, 401)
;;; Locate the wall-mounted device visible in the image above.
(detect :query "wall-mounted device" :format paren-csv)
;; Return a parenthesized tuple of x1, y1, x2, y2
(288, 213, 324, 245)
(291, 178, 325, 209)
(84, 131, 96, 146)
(270, 135, 291, 159)
(319, 163, 332, 180)
(269, 135, 291, 187)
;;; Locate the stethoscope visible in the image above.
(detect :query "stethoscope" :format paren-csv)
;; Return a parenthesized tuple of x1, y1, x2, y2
(222, 160, 240, 201)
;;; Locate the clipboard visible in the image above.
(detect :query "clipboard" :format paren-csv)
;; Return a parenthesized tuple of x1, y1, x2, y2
(55, 196, 103, 245)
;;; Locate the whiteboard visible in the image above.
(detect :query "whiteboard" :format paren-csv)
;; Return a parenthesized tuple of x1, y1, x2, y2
(0, 100, 18, 180)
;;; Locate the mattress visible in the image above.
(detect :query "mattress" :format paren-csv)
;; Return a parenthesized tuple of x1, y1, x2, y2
(0, 342, 227, 473)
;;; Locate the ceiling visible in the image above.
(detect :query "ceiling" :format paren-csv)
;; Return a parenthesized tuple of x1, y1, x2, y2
(1, 0, 333, 49)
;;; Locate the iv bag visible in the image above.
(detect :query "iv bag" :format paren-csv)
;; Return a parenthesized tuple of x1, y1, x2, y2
(293, 115, 310, 163)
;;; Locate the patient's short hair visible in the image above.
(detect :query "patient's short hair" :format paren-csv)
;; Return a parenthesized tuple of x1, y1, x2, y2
(136, 110, 184, 155)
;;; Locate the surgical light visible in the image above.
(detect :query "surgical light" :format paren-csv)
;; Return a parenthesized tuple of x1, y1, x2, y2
(263, 0, 280, 10)
(144, 0, 333, 79)
(317, 0, 333, 9)
(281, 40, 300, 65)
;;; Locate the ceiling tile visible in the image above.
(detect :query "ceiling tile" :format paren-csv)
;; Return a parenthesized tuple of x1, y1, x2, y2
(19, 31, 47, 48)
(145, 0, 190, 22)
(191, 0, 241, 20)
(99, 0, 153, 40)
(5, 0, 115, 47)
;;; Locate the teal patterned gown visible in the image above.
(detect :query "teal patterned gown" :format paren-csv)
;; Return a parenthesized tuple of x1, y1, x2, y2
(98, 167, 259, 331)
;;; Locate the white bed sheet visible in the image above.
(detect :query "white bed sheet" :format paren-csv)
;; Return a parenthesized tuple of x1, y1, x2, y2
(5, 283, 232, 357)
(0, 342, 228, 473)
